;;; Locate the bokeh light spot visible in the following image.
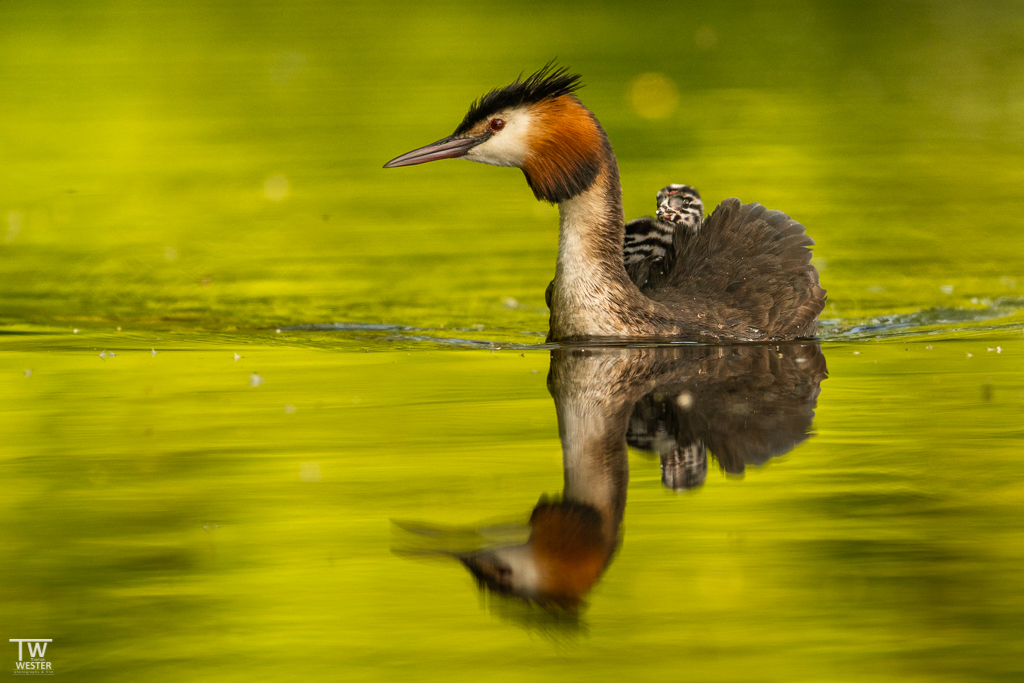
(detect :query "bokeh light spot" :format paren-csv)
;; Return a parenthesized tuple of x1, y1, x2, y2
(628, 73, 679, 120)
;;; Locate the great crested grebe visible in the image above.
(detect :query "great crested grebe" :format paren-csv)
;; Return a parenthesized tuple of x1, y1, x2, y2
(384, 65, 825, 343)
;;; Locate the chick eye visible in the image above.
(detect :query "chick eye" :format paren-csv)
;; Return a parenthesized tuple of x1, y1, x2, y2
(489, 118, 505, 132)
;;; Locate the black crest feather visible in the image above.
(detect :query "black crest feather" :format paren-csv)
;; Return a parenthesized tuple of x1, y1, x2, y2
(453, 62, 584, 135)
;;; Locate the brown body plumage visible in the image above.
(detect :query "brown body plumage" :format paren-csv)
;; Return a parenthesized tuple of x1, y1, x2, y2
(384, 65, 826, 343)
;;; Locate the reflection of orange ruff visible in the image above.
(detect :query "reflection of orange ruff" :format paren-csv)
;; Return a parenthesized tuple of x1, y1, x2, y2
(529, 502, 611, 607)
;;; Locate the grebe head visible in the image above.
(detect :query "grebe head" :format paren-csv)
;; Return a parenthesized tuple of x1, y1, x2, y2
(383, 64, 610, 203)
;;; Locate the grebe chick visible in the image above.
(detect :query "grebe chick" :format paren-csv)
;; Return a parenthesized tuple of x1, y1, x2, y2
(384, 65, 825, 343)
(655, 183, 704, 230)
(623, 184, 704, 290)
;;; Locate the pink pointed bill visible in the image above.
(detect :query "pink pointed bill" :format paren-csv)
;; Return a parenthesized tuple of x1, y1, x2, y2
(383, 134, 487, 168)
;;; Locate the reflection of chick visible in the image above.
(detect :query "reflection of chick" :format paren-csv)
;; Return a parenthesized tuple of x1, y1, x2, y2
(627, 395, 708, 491)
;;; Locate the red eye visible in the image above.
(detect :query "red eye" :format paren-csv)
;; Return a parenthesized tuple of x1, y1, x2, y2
(489, 118, 505, 132)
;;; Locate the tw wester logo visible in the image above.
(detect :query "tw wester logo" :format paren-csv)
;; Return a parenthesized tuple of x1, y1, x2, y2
(9, 640, 53, 675)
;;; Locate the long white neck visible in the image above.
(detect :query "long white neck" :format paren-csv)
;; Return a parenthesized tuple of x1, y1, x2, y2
(549, 165, 644, 339)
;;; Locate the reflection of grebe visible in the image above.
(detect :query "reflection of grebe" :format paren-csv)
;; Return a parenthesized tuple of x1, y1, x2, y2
(396, 344, 827, 612)
(384, 65, 825, 343)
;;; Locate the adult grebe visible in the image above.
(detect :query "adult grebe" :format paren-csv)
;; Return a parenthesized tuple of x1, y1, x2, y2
(384, 65, 825, 343)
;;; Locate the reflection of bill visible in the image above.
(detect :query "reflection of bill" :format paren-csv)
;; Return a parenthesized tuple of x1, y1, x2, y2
(396, 344, 827, 612)
(9, 638, 53, 675)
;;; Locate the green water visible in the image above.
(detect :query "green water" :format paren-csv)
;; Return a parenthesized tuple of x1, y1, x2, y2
(2, 1, 1024, 681)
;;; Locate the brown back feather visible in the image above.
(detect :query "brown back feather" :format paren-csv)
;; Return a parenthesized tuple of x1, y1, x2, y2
(643, 199, 826, 339)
